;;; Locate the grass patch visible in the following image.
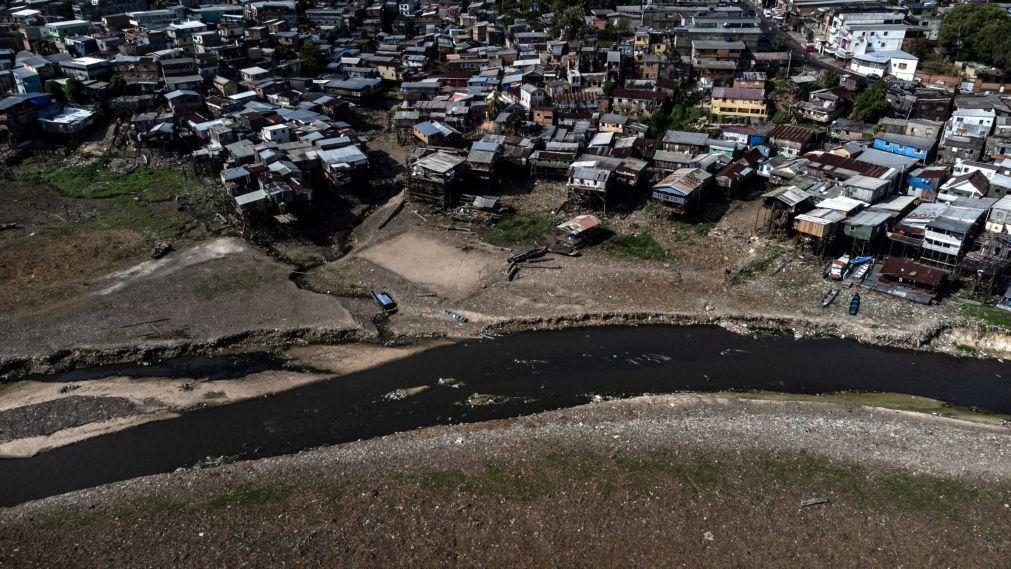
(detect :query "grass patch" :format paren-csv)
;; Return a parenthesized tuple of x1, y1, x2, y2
(118, 498, 188, 519)
(209, 485, 293, 508)
(319, 480, 352, 509)
(397, 446, 993, 519)
(599, 230, 667, 261)
(662, 218, 715, 244)
(735, 244, 785, 281)
(773, 277, 808, 291)
(18, 159, 190, 200)
(482, 213, 556, 246)
(192, 270, 269, 301)
(960, 303, 1011, 329)
(10, 158, 218, 240)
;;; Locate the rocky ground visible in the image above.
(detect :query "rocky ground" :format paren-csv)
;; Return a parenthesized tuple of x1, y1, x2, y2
(2, 395, 1009, 568)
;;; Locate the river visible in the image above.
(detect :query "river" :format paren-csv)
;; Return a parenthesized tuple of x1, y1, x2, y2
(2, 325, 1009, 507)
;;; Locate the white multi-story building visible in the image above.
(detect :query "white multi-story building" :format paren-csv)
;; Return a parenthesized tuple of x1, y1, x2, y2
(849, 50, 918, 81)
(943, 109, 997, 141)
(822, 11, 919, 80)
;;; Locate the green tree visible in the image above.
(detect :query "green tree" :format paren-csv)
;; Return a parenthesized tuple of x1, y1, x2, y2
(393, 16, 416, 36)
(57, 0, 74, 19)
(938, 4, 1011, 68)
(274, 43, 295, 61)
(45, 80, 66, 104)
(645, 86, 704, 137)
(817, 70, 839, 90)
(486, 90, 503, 120)
(551, 6, 586, 41)
(64, 77, 86, 103)
(602, 80, 616, 96)
(107, 74, 127, 97)
(850, 81, 890, 123)
(35, 38, 57, 56)
(299, 42, 328, 77)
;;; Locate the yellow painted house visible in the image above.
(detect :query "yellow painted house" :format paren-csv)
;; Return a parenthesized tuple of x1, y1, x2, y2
(709, 87, 768, 123)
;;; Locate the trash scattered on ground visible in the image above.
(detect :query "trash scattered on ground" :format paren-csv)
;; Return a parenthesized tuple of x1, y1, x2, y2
(465, 393, 513, 407)
(382, 386, 430, 401)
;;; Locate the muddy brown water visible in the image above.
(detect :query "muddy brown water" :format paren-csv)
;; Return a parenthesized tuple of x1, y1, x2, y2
(1, 325, 1009, 507)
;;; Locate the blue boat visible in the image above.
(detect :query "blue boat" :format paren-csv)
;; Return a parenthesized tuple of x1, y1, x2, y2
(444, 310, 468, 323)
(371, 290, 398, 313)
(848, 293, 861, 316)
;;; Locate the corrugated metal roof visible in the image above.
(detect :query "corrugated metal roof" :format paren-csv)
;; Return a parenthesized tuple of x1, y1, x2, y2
(845, 210, 892, 227)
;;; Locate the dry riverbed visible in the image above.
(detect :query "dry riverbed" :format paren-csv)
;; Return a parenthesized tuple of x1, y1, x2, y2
(2, 395, 1009, 568)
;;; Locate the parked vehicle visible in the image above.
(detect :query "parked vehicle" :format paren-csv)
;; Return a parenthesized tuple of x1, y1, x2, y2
(371, 289, 398, 313)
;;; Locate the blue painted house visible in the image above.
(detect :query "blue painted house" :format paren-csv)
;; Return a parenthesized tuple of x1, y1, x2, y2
(872, 132, 936, 163)
(467, 75, 498, 96)
(905, 166, 947, 201)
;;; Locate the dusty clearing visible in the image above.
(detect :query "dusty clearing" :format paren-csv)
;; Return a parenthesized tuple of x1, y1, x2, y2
(2, 395, 1009, 568)
(357, 230, 502, 297)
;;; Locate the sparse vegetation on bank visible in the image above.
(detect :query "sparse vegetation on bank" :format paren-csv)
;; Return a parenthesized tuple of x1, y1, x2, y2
(961, 303, 1011, 329)
(598, 229, 668, 261)
(735, 243, 786, 282)
(482, 212, 556, 246)
(15, 158, 190, 200)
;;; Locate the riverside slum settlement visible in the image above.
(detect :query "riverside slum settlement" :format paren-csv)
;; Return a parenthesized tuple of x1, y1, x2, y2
(1, 0, 1010, 309)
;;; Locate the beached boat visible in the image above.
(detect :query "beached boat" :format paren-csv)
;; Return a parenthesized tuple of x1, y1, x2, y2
(445, 310, 468, 322)
(821, 288, 840, 308)
(851, 260, 873, 281)
(371, 290, 398, 313)
(508, 245, 548, 263)
(848, 293, 861, 315)
(829, 254, 850, 280)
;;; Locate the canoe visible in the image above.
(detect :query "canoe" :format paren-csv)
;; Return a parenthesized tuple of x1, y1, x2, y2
(848, 293, 861, 316)
(445, 310, 468, 323)
(821, 288, 840, 308)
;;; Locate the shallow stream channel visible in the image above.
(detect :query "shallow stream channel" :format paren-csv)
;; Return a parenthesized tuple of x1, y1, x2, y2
(2, 325, 1009, 506)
